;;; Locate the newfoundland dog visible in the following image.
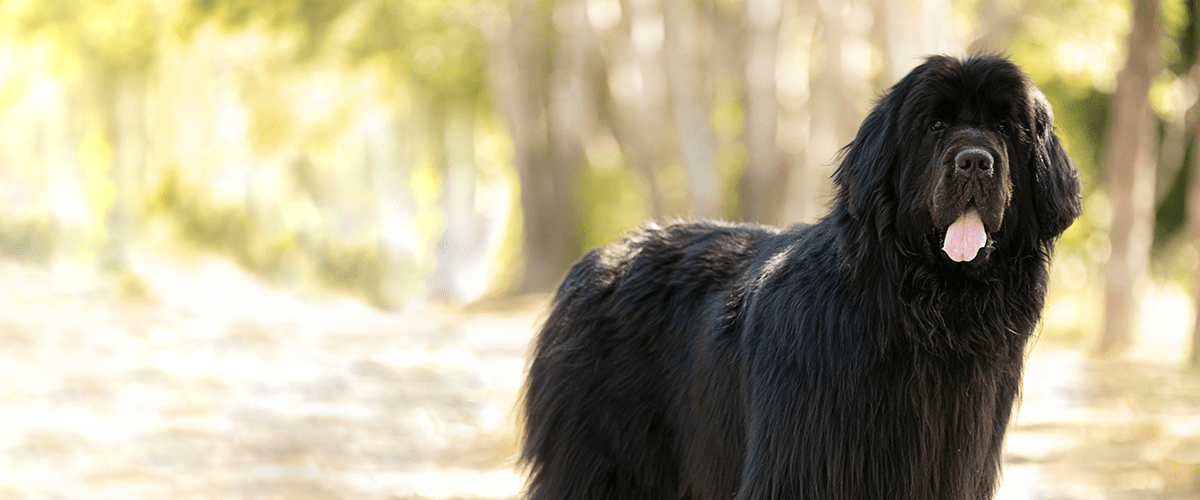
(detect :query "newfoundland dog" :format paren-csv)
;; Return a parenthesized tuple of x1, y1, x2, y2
(520, 55, 1081, 500)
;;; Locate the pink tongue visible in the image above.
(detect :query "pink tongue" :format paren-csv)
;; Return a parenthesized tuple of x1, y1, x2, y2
(942, 208, 987, 262)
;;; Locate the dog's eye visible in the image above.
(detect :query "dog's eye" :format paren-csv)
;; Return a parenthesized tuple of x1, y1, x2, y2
(996, 122, 1008, 133)
(930, 121, 945, 132)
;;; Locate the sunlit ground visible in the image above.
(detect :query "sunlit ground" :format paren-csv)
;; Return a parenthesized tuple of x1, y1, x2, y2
(1001, 285, 1200, 499)
(0, 258, 530, 498)
(0, 259, 1196, 499)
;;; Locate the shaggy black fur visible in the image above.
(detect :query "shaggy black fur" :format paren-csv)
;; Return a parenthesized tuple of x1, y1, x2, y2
(520, 55, 1082, 500)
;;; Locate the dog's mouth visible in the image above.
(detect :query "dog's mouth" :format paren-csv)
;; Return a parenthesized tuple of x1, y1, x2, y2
(942, 207, 989, 262)
(929, 141, 1010, 264)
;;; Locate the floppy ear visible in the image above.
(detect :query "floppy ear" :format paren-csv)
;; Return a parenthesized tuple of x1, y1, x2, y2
(1029, 92, 1082, 241)
(831, 62, 931, 277)
(833, 63, 923, 233)
(833, 101, 901, 229)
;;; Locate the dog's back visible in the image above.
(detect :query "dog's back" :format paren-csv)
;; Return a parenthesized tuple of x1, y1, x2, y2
(520, 221, 773, 500)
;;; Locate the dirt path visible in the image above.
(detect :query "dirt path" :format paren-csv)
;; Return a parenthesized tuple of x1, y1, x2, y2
(0, 260, 532, 499)
(1003, 349, 1200, 499)
(0, 260, 1196, 499)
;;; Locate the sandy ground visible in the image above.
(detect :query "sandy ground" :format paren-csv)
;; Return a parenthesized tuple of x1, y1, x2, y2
(0, 259, 1196, 499)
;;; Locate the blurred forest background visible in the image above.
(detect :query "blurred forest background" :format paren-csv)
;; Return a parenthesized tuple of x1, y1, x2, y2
(2, 1, 1200, 498)
(0, 0, 1198, 362)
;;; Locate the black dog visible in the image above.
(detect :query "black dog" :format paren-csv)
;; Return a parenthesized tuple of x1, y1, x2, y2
(520, 55, 1081, 500)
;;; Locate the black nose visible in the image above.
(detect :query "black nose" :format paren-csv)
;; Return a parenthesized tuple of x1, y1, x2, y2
(955, 148, 993, 176)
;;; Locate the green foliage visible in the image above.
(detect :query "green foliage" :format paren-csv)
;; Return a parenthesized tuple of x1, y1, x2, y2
(311, 238, 389, 307)
(1162, 0, 1196, 73)
(1154, 142, 1192, 254)
(711, 73, 748, 220)
(147, 168, 302, 283)
(180, 0, 489, 107)
(345, 0, 489, 106)
(2, 0, 1199, 307)
(241, 75, 300, 155)
(117, 271, 152, 301)
(1007, 0, 1127, 178)
(0, 216, 54, 264)
(576, 161, 651, 254)
(179, 0, 354, 59)
(147, 167, 410, 307)
(1036, 78, 1111, 185)
(161, 0, 492, 305)
(11, 0, 159, 74)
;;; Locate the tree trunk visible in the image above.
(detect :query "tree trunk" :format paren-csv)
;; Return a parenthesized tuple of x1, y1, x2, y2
(610, 0, 670, 220)
(485, 0, 580, 292)
(1190, 110, 1200, 366)
(364, 108, 419, 306)
(431, 104, 482, 303)
(100, 74, 147, 273)
(664, 0, 721, 219)
(42, 81, 88, 263)
(547, 0, 593, 225)
(969, 0, 1023, 54)
(784, 0, 871, 224)
(880, 0, 954, 84)
(1101, 0, 1161, 355)
(740, 0, 785, 224)
(773, 0, 815, 225)
(1186, 7, 1200, 368)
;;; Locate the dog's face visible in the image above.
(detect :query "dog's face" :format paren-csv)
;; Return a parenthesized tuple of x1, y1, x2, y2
(834, 55, 1081, 271)
(908, 58, 1023, 264)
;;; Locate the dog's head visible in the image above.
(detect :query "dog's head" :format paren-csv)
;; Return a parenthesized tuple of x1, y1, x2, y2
(833, 55, 1081, 272)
